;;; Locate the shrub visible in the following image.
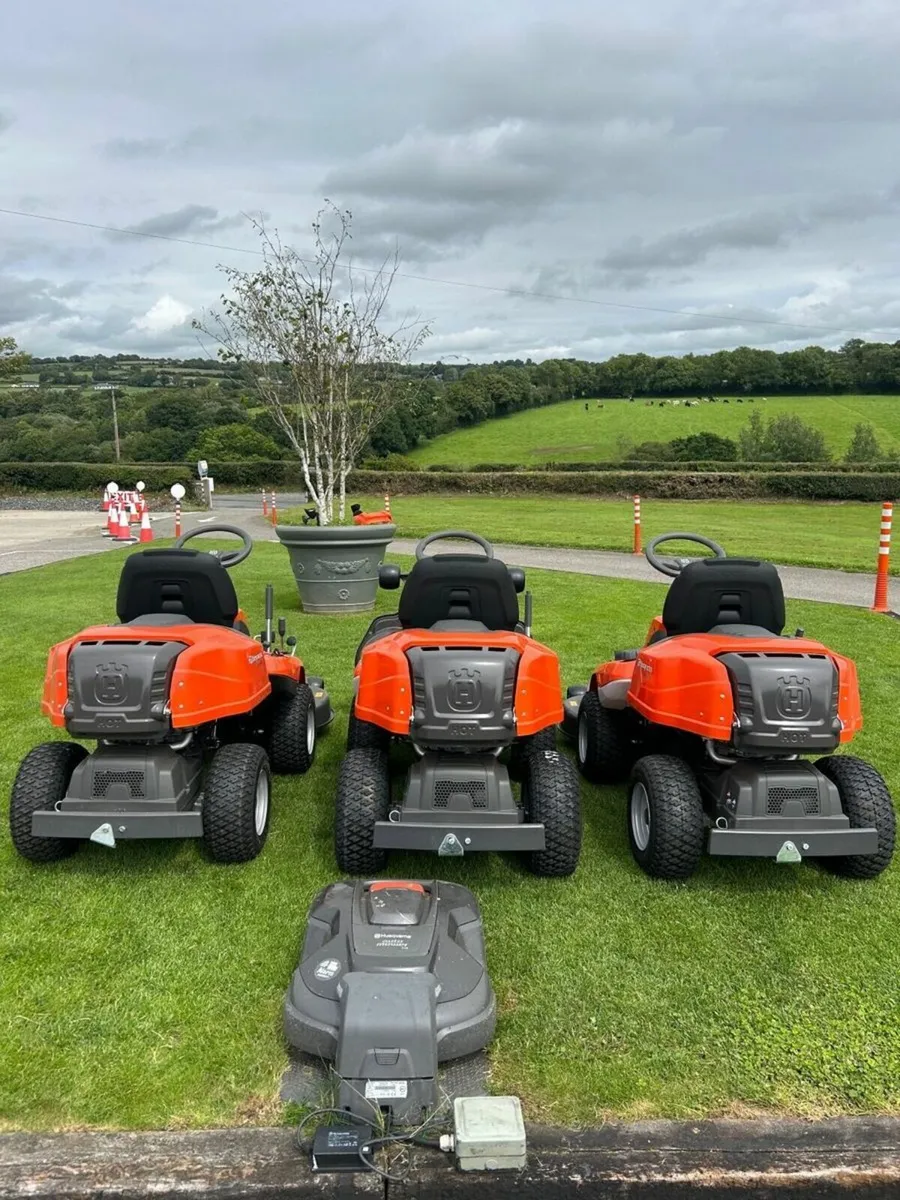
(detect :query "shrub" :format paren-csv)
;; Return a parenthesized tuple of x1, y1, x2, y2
(845, 423, 882, 463)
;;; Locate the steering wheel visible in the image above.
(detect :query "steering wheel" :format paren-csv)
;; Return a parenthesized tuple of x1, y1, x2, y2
(173, 524, 253, 568)
(415, 530, 494, 560)
(645, 531, 727, 579)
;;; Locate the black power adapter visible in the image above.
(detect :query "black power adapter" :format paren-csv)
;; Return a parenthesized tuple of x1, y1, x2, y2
(310, 1124, 371, 1173)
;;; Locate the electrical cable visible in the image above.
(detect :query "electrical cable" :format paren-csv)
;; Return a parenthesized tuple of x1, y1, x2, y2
(0, 205, 883, 338)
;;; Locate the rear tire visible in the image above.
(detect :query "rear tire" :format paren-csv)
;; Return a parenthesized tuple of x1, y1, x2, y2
(509, 725, 557, 778)
(521, 749, 582, 877)
(627, 755, 705, 880)
(335, 748, 391, 875)
(267, 683, 316, 774)
(202, 743, 272, 863)
(577, 689, 633, 782)
(815, 755, 896, 879)
(347, 704, 390, 752)
(9, 742, 88, 863)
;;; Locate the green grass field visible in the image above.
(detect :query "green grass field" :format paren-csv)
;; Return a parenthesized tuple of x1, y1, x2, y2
(408, 394, 900, 465)
(308, 496, 891, 576)
(2, 543, 900, 1131)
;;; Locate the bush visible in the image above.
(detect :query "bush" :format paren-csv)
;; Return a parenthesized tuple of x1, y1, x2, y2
(739, 411, 829, 462)
(845, 423, 882, 463)
(359, 452, 421, 472)
(670, 431, 739, 461)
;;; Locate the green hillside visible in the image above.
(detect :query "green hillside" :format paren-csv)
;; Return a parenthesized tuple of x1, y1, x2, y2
(408, 395, 900, 465)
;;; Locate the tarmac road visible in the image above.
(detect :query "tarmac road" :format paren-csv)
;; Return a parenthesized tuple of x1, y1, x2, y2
(0, 507, 896, 611)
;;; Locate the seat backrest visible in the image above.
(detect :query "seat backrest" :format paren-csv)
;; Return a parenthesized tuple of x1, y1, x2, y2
(398, 554, 520, 631)
(661, 557, 785, 637)
(116, 548, 239, 626)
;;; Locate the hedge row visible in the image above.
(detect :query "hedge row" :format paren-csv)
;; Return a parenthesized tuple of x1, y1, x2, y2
(348, 470, 900, 502)
(1, 462, 897, 502)
(0, 461, 309, 493)
(425, 460, 900, 475)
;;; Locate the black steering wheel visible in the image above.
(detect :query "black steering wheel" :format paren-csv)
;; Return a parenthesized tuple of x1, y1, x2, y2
(645, 531, 727, 579)
(173, 524, 253, 568)
(415, 530, 494, 560)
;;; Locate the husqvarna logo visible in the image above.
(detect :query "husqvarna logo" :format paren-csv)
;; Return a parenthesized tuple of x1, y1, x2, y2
(446, 667, 481, 712)
(94, 663, 128, 706)
(776, 674, 812, 720)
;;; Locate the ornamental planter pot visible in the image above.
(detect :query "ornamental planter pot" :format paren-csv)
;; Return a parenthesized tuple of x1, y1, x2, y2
(274, 522, 397, 614)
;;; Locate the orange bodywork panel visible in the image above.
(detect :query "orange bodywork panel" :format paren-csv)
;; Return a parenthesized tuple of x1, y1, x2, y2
(354, 629, 564, 737)
(353, 511, 393, 526)
(41, 622, 301, 730)
(594, 632, 861, 742)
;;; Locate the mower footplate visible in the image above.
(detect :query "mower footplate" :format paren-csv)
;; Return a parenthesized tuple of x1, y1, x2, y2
(559, 685, 587, 742)
(708, 825, 879, 859)
(306, 678, 333, 730)
(374, 819, 545, 855)
(32, 808, 203, 842)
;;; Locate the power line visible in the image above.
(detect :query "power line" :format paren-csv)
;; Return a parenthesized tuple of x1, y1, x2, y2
(0, 204, 888, 338)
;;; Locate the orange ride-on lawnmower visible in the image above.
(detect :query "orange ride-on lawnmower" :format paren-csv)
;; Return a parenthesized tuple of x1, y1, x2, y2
(336, 530, 582, 878)
(10, 525, 332, 866)
(564, 532, 895, 881)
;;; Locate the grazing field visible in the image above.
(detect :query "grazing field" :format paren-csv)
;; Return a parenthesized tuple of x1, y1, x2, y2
(319, 495, 891, 575)
(2, 542, 900, 1130)
(407, 394, 900, 465)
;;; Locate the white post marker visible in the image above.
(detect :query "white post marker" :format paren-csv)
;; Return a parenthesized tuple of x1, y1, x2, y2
(135, 481, 145, 492)
(170, 483, 186, 539)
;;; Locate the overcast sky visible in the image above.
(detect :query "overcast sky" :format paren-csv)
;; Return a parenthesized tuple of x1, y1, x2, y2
(2, 0, 900, 363)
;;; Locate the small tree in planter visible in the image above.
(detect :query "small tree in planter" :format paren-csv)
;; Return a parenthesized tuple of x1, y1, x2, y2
(194, 203, 429, 524)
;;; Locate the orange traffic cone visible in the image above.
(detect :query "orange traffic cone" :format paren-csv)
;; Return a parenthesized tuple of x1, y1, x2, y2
(139, 507, 154, 543)
(116, 505, 134, 541)
(105, 503, 118, 538)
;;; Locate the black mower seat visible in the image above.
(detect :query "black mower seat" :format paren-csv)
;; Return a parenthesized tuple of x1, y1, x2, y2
(116, 548, 239, 627)
(398, 554, 520, 632)
(661, 557, 785, 638)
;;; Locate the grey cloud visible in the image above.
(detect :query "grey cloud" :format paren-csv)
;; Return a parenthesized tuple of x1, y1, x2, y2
(115, 206, 246, 240)
(0, 111, 13, 135)
(0, 276, 85, 326)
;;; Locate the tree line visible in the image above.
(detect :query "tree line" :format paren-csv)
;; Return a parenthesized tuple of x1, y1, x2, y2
(3, 336, 900, 464)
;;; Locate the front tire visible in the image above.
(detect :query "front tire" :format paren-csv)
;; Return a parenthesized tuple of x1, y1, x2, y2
(815, 755, 896, 879)
(202, 743, 272, 863)
(267, 683, 316, 774)
(335, 748, 391, 875)
(521, 749, 582, 877)
(627, 755, 705, 880)
(9, 741, 88, 863)
(577, 689, 633, 782)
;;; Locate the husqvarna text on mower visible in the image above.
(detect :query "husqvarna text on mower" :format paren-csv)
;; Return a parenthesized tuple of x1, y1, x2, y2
(10, 525, 331, 865)
(337, 531, 582, 878)
(566, 532, 895, 881)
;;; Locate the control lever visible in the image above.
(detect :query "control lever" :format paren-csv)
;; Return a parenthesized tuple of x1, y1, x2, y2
(265, 584, 274, 649)
(286, 635, 297, 656)
(278, 617, 287, 651)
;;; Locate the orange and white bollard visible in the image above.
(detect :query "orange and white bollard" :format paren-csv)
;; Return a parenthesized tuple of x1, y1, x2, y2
(262, 488, 268, 518)
(871, 501, 893, 613)
(384, 492, 391, 515)
(139, 507, 154, 543)
(174, 501, 182, 539)
(270, 490, 278, 525)
(633, 495, 642, 555)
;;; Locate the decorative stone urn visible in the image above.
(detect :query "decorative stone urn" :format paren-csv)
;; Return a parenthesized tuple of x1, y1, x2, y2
(273, 522, 397, 614)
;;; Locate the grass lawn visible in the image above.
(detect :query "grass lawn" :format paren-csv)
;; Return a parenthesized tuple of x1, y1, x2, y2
(2, 542, 900, 1131)
(407, 394, 900, 465)
(296, 495, 892, 576)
